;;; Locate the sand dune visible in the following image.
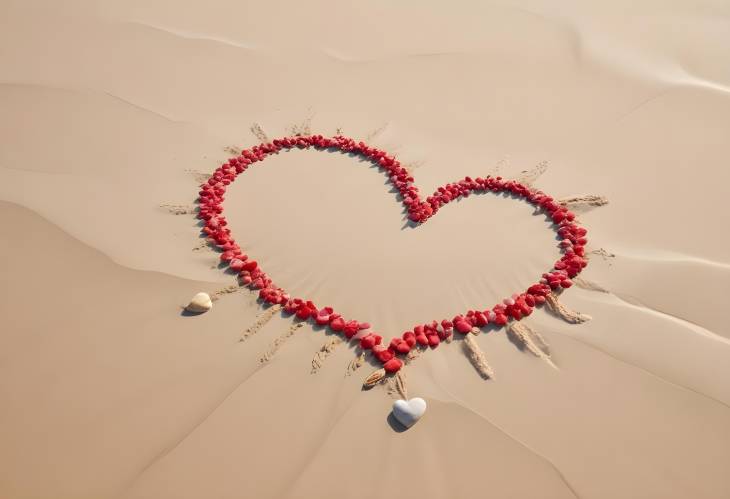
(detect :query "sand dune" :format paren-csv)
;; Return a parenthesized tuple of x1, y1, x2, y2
(2, 1, 730, 498)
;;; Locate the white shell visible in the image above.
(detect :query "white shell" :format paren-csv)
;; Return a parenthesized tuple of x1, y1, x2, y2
(392, 398, 427, 428)
(185, 292, 212, 313)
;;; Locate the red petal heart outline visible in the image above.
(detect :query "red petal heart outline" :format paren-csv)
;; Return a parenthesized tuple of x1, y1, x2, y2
(197, 135, 589, 373)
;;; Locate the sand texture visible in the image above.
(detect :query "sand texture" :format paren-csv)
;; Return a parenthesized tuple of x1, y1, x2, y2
(2, 1, 730, 498)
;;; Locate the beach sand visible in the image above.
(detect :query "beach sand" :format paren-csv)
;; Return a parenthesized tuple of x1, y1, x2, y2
(2, 1, 730, 498)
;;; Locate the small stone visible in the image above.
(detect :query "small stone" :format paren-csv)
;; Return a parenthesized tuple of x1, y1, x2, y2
(185, 292, 212, 313)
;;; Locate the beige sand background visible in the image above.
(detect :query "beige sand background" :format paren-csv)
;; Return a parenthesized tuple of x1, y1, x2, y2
(2, 1, 730, 498)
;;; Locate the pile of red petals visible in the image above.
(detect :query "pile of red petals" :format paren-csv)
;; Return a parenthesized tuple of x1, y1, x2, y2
(197, 135, 590, 374)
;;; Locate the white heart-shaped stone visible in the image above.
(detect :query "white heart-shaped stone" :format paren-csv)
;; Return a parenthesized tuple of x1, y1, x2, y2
(392, 398, 427, 428)
(185, 292, 212, 313)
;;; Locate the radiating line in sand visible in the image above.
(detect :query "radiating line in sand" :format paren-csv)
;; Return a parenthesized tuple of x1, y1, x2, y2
(362, 368, 387, 389)
(405, 347, 423, 364)
(365, 122, 389, 141)
(507, 323, 556, 368)
(288, 116, 313, 136)
(310, 336, 343, 373)
(387, 371, 408, 399)
(590, 248, 616, 261)
(517, 160, 548, 186)
(159, 203, 196, 215)
(249, 122, 269, 142)
(463, 334, 495, 379)
(185, 169, 213, 183)
(210, 284, 241, 302)
(558, 194, 609, 208)
(545, 293, 592, 324)
(260, 322, 304, 363)
(346, 353, 365, 376)
(239, 304, 282, 342)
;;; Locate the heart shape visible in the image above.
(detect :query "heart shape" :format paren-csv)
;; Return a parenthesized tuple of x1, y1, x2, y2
(197, 135, 589, 373)
(392, 398, 427, 428)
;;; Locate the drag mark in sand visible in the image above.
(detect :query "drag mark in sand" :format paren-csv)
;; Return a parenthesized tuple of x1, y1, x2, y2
(507, 323, 556, 368)
(362, 368, 387, 389)
(159, 203, 196, 215)
(558, 194, 609, 209)
(240, 304, 282, 342)
(311, 336, 343, 373)
(260, 322, 304, 363)
(545, 293, 592, 324)
(365, 122, 389, 141)
(387, 370, 408, 399)
(210, 284, 241, 302)
(250, 122, 269, 142)
(463, 334, 495, 379)
(185, 169, 213, 183)
(346, 353, 365, 376)
(289, 116, 313, 136)
(590, 248, 616, 261)
(405, 347, 422, 364)
(517, 160, 548, 187)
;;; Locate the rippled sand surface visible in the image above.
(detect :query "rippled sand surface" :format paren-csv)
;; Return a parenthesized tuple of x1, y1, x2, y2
(2, 1, 730, 498)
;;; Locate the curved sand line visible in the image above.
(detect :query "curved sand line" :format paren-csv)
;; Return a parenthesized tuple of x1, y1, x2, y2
(436, 397, 581, 498)
(610, 249, 730, 271)
(601, 292, 730, 348)
(574, 277, 610, 293)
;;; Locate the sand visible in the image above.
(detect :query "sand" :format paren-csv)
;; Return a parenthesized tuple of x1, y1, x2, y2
(2, 1, 730, 498)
